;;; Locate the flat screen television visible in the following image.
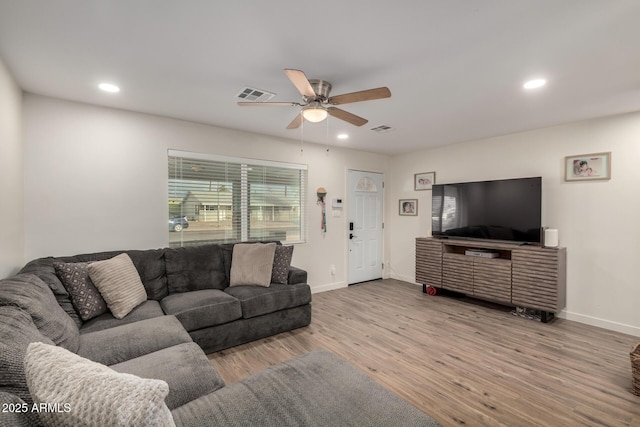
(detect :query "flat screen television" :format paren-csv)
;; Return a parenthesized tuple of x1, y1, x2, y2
(431, 177, 542, 244)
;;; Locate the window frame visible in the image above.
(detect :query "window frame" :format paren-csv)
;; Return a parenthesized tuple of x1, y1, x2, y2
(168, 149, 307, 247)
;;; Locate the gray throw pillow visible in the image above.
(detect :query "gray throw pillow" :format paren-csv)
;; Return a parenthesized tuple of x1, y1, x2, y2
(271, 245, 294, 284)
(0, 305, 54, 404)
(54, 261, 108, 321)
(24, 342, 175, 427)
(88, 254, 148, 319)
(230, 243, 277, 287)
(0, 274, 79, 352)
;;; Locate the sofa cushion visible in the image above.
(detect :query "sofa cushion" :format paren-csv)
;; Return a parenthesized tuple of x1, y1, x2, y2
(0, 274, 79, 352)
(53, 261, 108, 321)
(89, 253, 148, 319)
(79, 299, 164, 334)
(230, 242, 277, 287)
(126, 249, 169, 300)
(69, 249, 169, 301)
(225, 283, 311, 319)
(272, 245, 294, 284)
(19, 249, 168, 327)
(24, 342, 175, 427)
(189, 305, 311, 354)
(78, 315, 193, 366)
(111, 342, 225, 410)
(165, 244, 228, 293)
(160, 289, 242, 332)
(18, 257, 83, 327)
(0, 306, 54, 405)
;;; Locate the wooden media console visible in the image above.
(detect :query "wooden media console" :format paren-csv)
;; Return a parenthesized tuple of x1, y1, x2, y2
(416, 237, 566, 322)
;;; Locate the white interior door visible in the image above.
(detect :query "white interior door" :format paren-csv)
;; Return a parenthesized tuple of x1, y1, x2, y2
(347, 170, 383, 284)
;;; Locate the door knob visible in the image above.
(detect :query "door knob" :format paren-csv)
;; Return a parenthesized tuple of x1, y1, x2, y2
(349, 233, 357, 240)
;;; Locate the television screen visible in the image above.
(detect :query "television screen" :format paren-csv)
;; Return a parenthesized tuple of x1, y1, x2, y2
(431, 177, 542, 244)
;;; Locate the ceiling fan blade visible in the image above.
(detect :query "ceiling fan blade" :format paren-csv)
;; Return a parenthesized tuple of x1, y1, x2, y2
(286, 113, 303, 129)
(328, 87, 391, 105)
(237, 101, 300, 107)
(328, 107, 368, 127)
(284, 69, 316, 98)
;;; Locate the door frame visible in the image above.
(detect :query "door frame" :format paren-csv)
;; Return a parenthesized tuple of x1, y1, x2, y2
(346, 168, 386, 285)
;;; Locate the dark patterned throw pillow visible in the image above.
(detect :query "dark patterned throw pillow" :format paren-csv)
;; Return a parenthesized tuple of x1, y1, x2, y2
(53, 262, 108, 321)
(271, 245, 294, 284)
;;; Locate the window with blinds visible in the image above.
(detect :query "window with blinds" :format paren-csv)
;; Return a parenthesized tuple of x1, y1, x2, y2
(168, 150, 307, 247)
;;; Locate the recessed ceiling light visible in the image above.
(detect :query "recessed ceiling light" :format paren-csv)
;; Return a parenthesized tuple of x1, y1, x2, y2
(523, 79, 547, 90)
(337, 133, 349, 140)
(98, 83, 120, 93)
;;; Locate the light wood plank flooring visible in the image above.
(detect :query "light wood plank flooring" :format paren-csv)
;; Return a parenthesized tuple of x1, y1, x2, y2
(208, 279, 640, 426)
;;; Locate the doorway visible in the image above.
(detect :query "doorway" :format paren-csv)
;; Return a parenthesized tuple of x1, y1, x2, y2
(347, 170, 383, 284)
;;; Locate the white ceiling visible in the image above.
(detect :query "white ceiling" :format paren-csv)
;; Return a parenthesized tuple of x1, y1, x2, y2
(1, 1, 639, 155)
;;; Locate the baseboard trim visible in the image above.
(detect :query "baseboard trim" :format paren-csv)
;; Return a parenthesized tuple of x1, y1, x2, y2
(388, 278, 640, 337)
(311, 281, 347, 294)
(558, 310, 640, 337)
(389, 273, 419, 285)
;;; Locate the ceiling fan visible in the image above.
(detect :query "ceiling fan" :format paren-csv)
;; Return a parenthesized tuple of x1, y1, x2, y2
(237, 69, 391, 129)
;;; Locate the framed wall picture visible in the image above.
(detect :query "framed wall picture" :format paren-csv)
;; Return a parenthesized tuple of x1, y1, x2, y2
(564, 152, 611, 181)
(415, 172, 435, 190)
(399, 199, 418, 216)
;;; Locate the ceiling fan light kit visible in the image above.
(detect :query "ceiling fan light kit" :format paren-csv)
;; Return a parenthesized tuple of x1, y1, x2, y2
(238, 69, 391, 129)
(302, 104, 328, 123)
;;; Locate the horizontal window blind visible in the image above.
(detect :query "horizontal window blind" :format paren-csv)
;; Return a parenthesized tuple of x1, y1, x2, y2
(168, 150, 307, 247)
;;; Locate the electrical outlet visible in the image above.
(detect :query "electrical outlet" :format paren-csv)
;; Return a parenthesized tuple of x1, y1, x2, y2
(330, 264, 336, 276)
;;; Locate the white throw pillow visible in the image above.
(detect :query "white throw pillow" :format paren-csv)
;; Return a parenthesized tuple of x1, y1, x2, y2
(24, 342, 175, 427)
(230, 243, 277, 287)
(88, 253, 147, 319)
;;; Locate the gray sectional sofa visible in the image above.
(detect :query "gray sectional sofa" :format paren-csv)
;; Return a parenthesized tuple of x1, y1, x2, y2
(18, 242, 311, 353)
(0, 241, 440, 426)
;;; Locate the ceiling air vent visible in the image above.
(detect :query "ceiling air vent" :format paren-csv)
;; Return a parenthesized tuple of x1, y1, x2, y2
(236, 87, 276, 102)
(370, 125, 393, 133)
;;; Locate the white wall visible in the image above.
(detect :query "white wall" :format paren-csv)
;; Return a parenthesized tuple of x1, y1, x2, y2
(389, 112, 640, 336)
(23, 94, 389, 292)
(0, 57, 24, 277)
(22, 93, 640, 335)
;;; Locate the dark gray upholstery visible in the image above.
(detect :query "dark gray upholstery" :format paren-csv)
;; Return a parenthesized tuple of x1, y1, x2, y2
(126, 249, 169, 300)
(225, 283, 311, 319)
(79, 300, 165, 334)
(189, 305, 311, 353)
(171, 350, 441, 427)
(0, 392, 43, 427)
(77, 315, 192, 366)
(17, 243, 311, 354)
(18, 257, 83, 327)
(111, 342, 225, 410)
(165, 245, 228, 293)
(0, 274, 79, 352)
(287, 266, 307, 285)
(19, 249, 169, 325)
(0, 306, 54, 404)
(2, 241, 314, 426)
(160, 289, 242, 331)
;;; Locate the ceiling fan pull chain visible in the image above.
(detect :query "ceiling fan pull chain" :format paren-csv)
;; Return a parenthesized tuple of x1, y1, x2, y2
(325, 117, 330, 152)
(300, 112, 304, 153)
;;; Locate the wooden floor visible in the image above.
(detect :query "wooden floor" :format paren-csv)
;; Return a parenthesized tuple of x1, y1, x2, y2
(208, 279, 640, 426)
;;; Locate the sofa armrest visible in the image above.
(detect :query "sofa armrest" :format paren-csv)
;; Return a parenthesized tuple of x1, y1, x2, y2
(287, 266, 307, 285)
(77, 315, 192, 366)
